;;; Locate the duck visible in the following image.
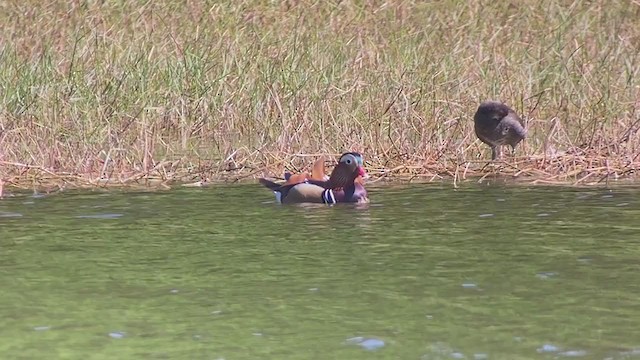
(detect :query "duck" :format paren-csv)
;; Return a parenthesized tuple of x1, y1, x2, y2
(473, 100, 526, 160)
(259, 152, 369, 204)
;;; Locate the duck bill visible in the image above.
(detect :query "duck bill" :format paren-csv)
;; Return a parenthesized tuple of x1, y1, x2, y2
(357, 166, 369, 180)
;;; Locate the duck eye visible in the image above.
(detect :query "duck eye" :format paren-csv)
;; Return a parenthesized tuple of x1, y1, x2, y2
(346, 159, 352, 164)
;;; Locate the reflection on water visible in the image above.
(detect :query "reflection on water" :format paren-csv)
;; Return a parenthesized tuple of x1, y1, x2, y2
(0, 183, 639, 359)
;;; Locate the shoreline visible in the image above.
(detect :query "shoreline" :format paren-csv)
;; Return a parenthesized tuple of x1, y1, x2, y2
(1, 154, 638, 195)
(2, 2, 638, 197)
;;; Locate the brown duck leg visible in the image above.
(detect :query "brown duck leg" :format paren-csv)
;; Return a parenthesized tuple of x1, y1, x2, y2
(491, 146, 502, 161)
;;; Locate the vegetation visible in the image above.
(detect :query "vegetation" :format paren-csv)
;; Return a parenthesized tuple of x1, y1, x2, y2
(1, 0, 639, 191)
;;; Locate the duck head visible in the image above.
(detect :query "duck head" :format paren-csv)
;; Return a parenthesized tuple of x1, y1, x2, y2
(474, 101, 526, 160)
(327, 152, 368, 189)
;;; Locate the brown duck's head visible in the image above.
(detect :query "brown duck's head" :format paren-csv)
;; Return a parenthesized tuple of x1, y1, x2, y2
(328, 152, 368, 188)
(474, 101, 510, 127)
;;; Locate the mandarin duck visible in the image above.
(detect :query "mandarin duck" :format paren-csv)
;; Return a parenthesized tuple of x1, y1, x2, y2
(259, 152, 369, 204)
(474, 100, 526, 160)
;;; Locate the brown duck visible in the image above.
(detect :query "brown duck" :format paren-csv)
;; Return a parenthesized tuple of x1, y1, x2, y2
(259, 152, 369, 204)
(474, 100, 526, 160)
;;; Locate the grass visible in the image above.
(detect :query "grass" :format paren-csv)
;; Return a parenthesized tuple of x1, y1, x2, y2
(1, 0, 639, 192)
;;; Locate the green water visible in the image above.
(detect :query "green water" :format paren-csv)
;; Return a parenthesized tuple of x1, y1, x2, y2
(1, 183, 639, 360)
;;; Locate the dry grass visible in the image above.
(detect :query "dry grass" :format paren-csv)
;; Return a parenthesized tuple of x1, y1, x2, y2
(1, 0, 639, 192)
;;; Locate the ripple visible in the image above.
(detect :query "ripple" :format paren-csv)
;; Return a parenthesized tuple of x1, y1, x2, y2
(345, 336, 385, 351)
(421, 342, 463, 359)
(75, 213, 123, 219)
(33, 326, 51, 331)
(478, 213, 494, 218)
(619, 348, 640, 357)
(559, 349, 588, 357)
(109, 331, 126, 339)
(577, 257, 592, 264)
(0, 212, 23, 218)
(537, 344, 560, 353)
(536, 272, 558, 280)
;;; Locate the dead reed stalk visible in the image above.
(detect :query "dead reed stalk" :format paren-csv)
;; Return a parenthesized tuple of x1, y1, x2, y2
(0, 1, 638, 190)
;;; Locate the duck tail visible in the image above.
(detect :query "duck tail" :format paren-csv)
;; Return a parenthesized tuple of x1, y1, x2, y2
(259, 178, 282, 191)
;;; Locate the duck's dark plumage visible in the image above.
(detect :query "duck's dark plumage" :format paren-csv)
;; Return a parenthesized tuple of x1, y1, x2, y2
(474, 100, 526, 160)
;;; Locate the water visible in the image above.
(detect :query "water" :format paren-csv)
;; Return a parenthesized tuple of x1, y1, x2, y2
(1, 183, 639, 359)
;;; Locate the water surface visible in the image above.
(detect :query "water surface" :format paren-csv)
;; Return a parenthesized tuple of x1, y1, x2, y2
(1, 183, 639, 359)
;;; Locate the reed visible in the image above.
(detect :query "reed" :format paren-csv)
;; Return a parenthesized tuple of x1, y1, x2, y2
(1, 0, 638, 191)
